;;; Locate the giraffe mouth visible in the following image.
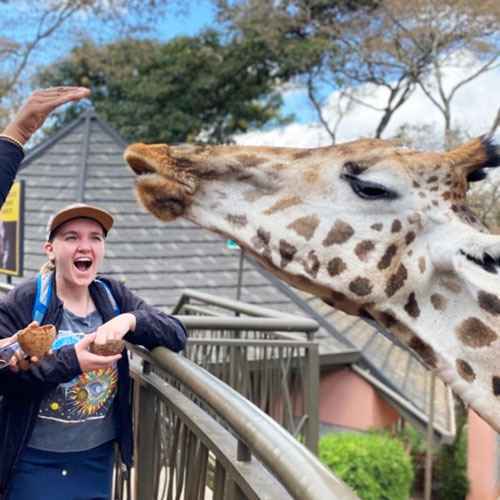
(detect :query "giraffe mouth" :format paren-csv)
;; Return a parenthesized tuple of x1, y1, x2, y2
(460, 250, 500, 275)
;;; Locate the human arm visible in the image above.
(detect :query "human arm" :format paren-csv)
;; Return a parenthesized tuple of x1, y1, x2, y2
(0, 87, 90, 208)
(0, 282, 81, 395)
(1, 86, 90, 146)
(100, 278, 187, 352)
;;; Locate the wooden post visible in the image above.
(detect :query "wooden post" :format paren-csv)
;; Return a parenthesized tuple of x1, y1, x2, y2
(424, 371, 436, 500)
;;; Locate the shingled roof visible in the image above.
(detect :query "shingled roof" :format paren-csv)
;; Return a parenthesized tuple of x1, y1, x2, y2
(13, 109, 455, 441)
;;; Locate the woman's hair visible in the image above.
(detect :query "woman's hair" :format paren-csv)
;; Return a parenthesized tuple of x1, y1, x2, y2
(39, 259, 55, 274)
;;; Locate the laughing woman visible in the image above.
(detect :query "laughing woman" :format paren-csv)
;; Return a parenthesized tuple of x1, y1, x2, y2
(0, 203, 187, 500)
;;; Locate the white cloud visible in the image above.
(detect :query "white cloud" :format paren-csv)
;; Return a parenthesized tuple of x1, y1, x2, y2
(235, 58, 500, 149)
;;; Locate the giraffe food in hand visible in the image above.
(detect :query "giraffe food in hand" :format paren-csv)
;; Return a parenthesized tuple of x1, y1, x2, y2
(90, 339, 125, 356)
(17, 324, 56, 357)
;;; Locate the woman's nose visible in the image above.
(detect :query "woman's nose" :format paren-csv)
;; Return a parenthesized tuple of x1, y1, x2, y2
(77, 238, 92, 250)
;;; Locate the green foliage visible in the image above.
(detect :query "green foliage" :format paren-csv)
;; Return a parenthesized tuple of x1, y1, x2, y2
(398, 415, 469, 500)
(435, 416, 469, 500)
(34, 31, 291, 144)
(318, 432, 414, 500)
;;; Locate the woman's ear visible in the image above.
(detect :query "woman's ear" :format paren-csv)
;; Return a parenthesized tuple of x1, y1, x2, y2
(44, 241, 54, 260)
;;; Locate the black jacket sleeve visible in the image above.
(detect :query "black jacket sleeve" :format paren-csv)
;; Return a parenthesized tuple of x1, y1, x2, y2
(0, 139, 24, 209)
(105, 278, 187, 352)
(0, 280, 81, 396)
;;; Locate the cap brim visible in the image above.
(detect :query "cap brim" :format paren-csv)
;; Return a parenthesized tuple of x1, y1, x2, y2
(50, 206, 114, 237)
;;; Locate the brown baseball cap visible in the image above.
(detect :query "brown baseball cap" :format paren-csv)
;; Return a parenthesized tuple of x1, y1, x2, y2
(46, 203, 114, 241)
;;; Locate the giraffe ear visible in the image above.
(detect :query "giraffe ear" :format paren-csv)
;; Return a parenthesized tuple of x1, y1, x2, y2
(450, 136, 500, 179)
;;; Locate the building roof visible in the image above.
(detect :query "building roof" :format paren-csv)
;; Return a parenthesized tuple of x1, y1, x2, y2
(13, 109, 455, 441)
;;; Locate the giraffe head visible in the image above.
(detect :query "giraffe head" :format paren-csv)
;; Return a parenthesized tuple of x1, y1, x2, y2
(125, 137, 500, 430)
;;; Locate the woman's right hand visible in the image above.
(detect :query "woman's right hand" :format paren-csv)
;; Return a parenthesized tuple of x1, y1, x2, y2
(75, 333, 121, 372)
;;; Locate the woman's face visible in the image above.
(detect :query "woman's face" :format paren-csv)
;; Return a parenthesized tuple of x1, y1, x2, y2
(44, 218, 105, 288)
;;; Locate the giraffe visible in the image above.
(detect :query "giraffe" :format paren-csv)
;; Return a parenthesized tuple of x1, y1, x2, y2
(124, 137, 500, 431)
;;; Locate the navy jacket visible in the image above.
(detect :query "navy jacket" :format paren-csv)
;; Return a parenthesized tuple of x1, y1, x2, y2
(0, 275, 187, 497)
(0, 139, 24, 208)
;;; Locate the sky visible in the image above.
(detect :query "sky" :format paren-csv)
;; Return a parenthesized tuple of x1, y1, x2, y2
(234, 63, 500, 149)
(3, 1, 499, 151)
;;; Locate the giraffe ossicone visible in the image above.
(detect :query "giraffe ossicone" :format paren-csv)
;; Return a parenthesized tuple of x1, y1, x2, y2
(125, 137, 500, 431)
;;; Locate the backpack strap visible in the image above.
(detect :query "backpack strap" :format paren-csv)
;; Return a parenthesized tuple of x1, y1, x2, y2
(32, 273, 53, 323)
(95, 278, 120, 317)
(32, 273, 120, 324)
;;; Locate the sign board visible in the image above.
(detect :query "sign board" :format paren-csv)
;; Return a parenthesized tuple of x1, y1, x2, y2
(0, 181, 24, 276)
(227, 239, 240, 250)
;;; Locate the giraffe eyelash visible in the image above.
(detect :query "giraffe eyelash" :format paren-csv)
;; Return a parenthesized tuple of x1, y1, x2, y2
(341, 173, 399, 201)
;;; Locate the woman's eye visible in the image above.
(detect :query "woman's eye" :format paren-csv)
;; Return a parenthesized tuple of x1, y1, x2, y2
(342, 174, 398, 201)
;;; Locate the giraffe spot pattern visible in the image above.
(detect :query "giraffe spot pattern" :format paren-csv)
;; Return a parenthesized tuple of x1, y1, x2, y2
(408, 336, 437, 368)
(279, 240, 297, 269)
(322, 219, 354, 247)
(478, 291, 500, 316)
(405, 231, 416, 245)
(404, 292, 420, 318)
(391, 219, 402, 233)
(226, 214, 248, 227)
(302, 251, 320, 278)
(418, 257, 426, 274)
(236, 154, 267, 167)
(292, 150, 313, 160)
(377, 244, 397, 270)
(264, 196, 302, 215)
(456, 317, 497, 347)
(327, 257, 347, 277)
(302, 164, 320, 184)
(355, 240, 375, 260)
(430, 294, 448, 311)
(287, 215, 319, 241)
(251, 227, 272, 262)
(456, 359, 476, 383)
(349, 277, 373, 297)
(493, 377, 500, 397)
(385, 264, 408, 297)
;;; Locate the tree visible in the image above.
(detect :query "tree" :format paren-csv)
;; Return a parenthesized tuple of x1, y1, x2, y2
(35, 32, 291, 143)
(0, 0, 175, 126)
(216, 0, 500, 146)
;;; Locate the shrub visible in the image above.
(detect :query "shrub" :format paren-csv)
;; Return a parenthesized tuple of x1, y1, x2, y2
(319, 432, 414, 500)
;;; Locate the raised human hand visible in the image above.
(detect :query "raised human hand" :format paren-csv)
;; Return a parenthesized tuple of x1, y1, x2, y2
(2, 87, 91, 146)
(75, 332, 121, 372)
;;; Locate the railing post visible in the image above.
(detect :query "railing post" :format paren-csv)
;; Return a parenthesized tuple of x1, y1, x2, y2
(303, 342, 319, 454)
(134, 363, 157, 500)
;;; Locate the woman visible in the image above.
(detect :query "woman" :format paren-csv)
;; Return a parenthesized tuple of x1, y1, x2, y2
(0, 86, 91, 370)
(0, 203, 187, 500)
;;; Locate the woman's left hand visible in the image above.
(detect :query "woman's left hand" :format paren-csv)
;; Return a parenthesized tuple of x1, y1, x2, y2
(94, 313, 136, 344)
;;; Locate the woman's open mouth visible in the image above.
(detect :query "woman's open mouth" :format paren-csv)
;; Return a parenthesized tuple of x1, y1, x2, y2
(74, 257, 92, 272)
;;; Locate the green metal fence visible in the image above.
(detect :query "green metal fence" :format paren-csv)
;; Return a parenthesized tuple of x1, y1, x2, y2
(118, 344, 360, 500)
(172, 289, 321, 452)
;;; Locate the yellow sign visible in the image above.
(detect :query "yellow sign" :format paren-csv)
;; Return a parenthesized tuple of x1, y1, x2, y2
(0, 181, 20, 222)
(0, 181, 24, 276)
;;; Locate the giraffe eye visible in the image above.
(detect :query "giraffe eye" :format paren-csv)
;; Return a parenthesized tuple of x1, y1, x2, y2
(342, 174, 398, 201)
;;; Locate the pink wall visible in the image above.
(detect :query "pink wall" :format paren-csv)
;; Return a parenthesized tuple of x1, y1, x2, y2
(319, 367, 399, 430)
(467, 410, 498, 500)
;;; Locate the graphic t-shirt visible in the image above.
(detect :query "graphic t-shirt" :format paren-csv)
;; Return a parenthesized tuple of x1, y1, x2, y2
(28, 308, 118, 452)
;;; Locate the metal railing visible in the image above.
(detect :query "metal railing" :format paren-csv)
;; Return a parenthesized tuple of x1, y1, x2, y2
(172, 289, 320, 452)
(118, 343, 360, 500)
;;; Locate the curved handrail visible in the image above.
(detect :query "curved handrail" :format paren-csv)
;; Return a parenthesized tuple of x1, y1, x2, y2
(131, 344, 360, 500)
